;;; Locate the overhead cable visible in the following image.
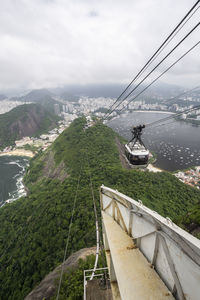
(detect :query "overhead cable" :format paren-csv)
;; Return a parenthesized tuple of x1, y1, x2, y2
(145, 104, 200, 129)
(104, 22, 200, 119)
(164, 85, 200, 103)
(115, 40, 200, 115)
(56, 169, 82, 300)
(85, 150, 100, 281)
(103, 0, 200, 119)
(129, 5, 200, 90)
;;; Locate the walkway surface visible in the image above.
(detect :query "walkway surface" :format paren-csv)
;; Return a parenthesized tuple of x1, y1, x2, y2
(102, 211, 175, 300)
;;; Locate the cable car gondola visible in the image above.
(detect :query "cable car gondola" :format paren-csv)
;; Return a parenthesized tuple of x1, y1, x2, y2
(125, 125, 149, 166)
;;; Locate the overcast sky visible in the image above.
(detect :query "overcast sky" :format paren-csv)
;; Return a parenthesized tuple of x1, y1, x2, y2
(0, 0, 199, 92)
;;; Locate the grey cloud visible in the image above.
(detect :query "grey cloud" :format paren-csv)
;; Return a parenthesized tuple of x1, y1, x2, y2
(88, 10, 99, 17)
(0, 0, 199, 91)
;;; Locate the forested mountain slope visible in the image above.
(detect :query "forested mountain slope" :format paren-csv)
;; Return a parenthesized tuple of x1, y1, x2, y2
(11, 89, 61, 113)
(0, 103, 59, 149)
(176, 202, 200, 239)
(0, 117, 199, 299)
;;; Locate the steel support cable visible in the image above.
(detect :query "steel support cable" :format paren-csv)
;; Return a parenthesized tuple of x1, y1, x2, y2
(143, 113, 200, 153)
(164, 85, 200, 104)
(104, 22, 200, 120)
(147, 105, 200, 128)
(98, 231, 110, 300)
(133, 5, 200, 86)
(56, 168, 82, 300)
(103, 1, 200, 119)
(103, 0, 200, 119)
(115, 40, 200, 116)
(145, 104, 200, 129)
(134, 5, 200, 87)
(122, 5, 200, 101)
(84, 129, 107, 287)
(146, 118, 181, 130)
(126, 85, 200, 132)
(85, 151, 100, 281)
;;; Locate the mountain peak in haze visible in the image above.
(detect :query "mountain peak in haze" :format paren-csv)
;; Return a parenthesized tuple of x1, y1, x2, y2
(24, 89, 54, 101)
(0, 94, 7, 101)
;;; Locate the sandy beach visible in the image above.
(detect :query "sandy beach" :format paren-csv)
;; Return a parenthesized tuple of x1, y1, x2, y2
(147, 164, 162, 173)
(0, 149, 34, 158)
(132, 110, 175, 114)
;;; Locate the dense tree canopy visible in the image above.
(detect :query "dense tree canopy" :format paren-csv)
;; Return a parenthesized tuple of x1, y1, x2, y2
(0, 117, 199, 299)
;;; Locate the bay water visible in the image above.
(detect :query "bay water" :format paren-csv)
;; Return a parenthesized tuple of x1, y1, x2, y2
(0, 111, 200, 206)
(0, 156, 28, 207)
(108, 111, 200, 171)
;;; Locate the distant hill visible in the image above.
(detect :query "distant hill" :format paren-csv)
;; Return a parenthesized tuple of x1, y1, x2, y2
(60, 91, 79, 102)
(11, 89, 61, 113)
(0, 103, 60, 149)
(52, 84, 124, 98)
(50, 82, 184, 99)
(0, 94, 7, 101)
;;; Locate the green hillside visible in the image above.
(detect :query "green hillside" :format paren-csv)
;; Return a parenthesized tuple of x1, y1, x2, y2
(11, 89, 62, 114)
(0, 103, 60, 149)
(0, 117, 199, 299)
(176, 202, 200, 239)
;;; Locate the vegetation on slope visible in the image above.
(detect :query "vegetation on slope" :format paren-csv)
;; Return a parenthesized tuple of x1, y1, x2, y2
(176, 202, 200, 239)
(51, 254, 105, 300)
(12, 89, 62, 113)
(0, 103, 60, 149)
(0, 117, 199, 299)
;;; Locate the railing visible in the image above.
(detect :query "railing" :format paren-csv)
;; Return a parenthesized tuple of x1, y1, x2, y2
(83, 267, 109, 300)
(100, 185, 200, 300)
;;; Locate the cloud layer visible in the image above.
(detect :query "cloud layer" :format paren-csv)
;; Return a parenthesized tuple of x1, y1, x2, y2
(0, 0, 199, 91)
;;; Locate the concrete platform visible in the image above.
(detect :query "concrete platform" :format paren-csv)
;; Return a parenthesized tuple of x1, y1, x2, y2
(102, 211, 175, 300)
(86, 279, 113, 300)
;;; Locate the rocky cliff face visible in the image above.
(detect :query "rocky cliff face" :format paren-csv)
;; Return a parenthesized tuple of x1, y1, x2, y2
(9, 106, 49, 136)
(0, 103, 59, 148)
(24, 247, 96, 300)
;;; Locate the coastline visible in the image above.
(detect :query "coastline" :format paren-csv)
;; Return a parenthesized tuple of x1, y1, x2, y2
(0, 149, 35, 158)
(147, 163, 163, 173)
(0, 155, 29, 207)
(130, 110, 175, 114)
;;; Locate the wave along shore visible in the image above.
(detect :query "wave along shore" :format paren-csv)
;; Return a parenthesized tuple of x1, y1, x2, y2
(0, 149, 34, 158)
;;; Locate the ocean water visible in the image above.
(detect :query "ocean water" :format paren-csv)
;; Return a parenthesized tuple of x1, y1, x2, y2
(0, 156, 29, 207)
(0, 112, 199, 207)
(108, 111, 200, 171)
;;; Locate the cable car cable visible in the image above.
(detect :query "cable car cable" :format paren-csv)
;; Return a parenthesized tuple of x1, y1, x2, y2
(56, 167, 82, 300)
(103, 0, 200, 119)
(164, 85, 200, 104)
(104, 23, 200, 120)
(124, 104, 200, 166)
(131, 5, 200, 88)
(145, 104, 200, 129)
(115, 40, 200, 116)
(147, 118, 180, 130)
(147, 105, 200, 128)
(84, 128, 108, 291)
(85, 149, 100, 281)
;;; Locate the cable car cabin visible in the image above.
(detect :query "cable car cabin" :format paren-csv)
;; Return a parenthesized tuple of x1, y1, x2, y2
(125, 124, 149, 166)
(125, 142, 149, 165)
